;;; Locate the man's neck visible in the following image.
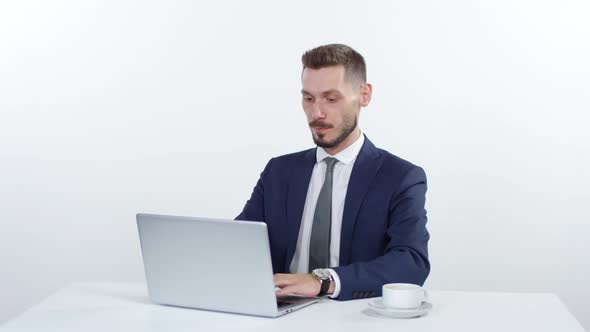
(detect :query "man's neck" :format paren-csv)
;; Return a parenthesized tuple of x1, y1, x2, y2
(324, 128, 361, 156)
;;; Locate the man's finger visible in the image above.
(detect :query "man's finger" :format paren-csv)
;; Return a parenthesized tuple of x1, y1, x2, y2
(273, 273, 291, 282)
(273, 274, 296, 287)
(275, 285, 299, 297)
(274, 280, 293, 288)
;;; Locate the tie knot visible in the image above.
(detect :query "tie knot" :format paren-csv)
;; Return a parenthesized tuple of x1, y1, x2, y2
(324, 157, 338, 172)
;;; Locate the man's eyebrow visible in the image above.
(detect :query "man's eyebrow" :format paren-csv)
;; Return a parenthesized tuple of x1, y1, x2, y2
(321, 89, 342, 95)
(300, 89, 342, 95)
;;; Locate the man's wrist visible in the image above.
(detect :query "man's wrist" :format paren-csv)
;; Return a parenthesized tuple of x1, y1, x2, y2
(311, 269, 334, 296)
(325, 268, 341, 298)
(327, 279, 335, 295)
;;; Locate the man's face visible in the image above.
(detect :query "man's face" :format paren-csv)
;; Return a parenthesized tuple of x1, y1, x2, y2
(301, 65, 362, 150)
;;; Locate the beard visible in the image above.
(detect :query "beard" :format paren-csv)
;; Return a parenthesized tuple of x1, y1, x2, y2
(311, 114, 358, 149)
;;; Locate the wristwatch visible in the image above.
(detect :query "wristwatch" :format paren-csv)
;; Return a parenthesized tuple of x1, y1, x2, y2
(311, 268, 333, 297)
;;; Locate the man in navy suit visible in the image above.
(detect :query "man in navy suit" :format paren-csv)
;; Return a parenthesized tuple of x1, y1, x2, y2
(236, 44, 429, 301)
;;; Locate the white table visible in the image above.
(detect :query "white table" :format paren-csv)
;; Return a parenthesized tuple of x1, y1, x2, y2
(0, 282, 585, 332)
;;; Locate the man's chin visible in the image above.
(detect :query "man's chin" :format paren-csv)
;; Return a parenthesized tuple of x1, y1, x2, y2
(313, 135, 338, 149)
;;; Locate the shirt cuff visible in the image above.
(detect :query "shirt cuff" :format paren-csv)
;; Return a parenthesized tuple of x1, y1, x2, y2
(325, 268, 341, 298)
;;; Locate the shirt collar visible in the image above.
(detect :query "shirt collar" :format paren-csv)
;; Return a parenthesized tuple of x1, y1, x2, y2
(316, 131, 365, 165)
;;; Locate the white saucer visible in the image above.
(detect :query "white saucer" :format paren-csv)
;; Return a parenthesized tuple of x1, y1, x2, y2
(368, 298, 432, 318)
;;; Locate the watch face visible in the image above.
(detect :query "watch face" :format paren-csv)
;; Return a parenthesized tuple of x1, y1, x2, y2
(313, 269, 330, 279)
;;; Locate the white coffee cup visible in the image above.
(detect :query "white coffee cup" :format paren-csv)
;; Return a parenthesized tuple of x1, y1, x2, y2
(382, 283, 428, 309)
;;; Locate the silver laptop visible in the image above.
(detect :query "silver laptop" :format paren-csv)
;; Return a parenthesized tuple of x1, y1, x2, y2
(136, 213, 319, 317)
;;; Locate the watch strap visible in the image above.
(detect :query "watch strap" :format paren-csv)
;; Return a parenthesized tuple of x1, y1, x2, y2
(318, 275, 330, 296)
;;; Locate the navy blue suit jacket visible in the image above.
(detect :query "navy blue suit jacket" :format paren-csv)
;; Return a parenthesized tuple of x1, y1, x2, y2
(236, 136, 430, 301)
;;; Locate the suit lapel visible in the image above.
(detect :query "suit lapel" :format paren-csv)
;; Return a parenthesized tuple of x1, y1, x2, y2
(285, 148, 316, 271)
(339, 136, 382, 265)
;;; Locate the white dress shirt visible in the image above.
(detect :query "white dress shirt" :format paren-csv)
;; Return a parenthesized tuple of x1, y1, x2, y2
(289, 132, 365, 298)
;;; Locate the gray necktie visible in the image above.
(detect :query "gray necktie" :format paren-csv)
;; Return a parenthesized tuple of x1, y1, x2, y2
(309, 157, 338, 272)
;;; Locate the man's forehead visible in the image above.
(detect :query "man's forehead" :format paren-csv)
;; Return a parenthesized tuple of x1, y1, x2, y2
(302, 65, 346, 81)
(301, 66, 353, 94)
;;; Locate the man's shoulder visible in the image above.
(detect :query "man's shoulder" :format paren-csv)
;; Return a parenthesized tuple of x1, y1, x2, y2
(372, 145, 426, 181)
(258, 147, 316, 177)
(269, 147, 316, 165)
(378, 148, 421, 170)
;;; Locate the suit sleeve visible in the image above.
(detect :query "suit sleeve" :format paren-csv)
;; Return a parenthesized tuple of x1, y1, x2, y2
(235, 158, 274, 222)
(332, 166, 430, 301)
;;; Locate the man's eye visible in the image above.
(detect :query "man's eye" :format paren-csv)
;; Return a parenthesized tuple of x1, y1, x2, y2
(327, 98, 337, 102)
(304, 97, 313, 102)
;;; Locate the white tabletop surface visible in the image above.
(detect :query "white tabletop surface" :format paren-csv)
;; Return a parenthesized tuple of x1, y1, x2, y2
(0, 282, 585, 332)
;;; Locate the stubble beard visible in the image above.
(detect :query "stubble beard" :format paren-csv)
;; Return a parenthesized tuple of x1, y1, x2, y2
(312, 115, 358, 149)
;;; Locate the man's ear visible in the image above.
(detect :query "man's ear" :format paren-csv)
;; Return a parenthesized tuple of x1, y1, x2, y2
(359, 83, 372, 107)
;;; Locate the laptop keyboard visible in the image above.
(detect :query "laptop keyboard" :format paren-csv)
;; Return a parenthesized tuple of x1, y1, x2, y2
(277, 300, 292, 308)
(277, 295, 313, 308)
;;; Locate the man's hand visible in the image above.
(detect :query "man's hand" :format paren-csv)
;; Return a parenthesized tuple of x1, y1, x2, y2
(274, 273, 321, 297)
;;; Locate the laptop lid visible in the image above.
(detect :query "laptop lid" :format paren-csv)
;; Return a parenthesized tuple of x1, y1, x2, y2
(137, 213, 298, 317)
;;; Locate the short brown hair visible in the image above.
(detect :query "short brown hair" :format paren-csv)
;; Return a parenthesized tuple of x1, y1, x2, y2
(301, 44, 367, 84)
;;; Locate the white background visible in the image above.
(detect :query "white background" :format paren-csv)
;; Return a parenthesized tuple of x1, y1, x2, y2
(1, 0, 589, 329)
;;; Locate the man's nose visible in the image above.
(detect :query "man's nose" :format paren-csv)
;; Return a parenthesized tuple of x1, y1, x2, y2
(311, 103, 326, 119)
